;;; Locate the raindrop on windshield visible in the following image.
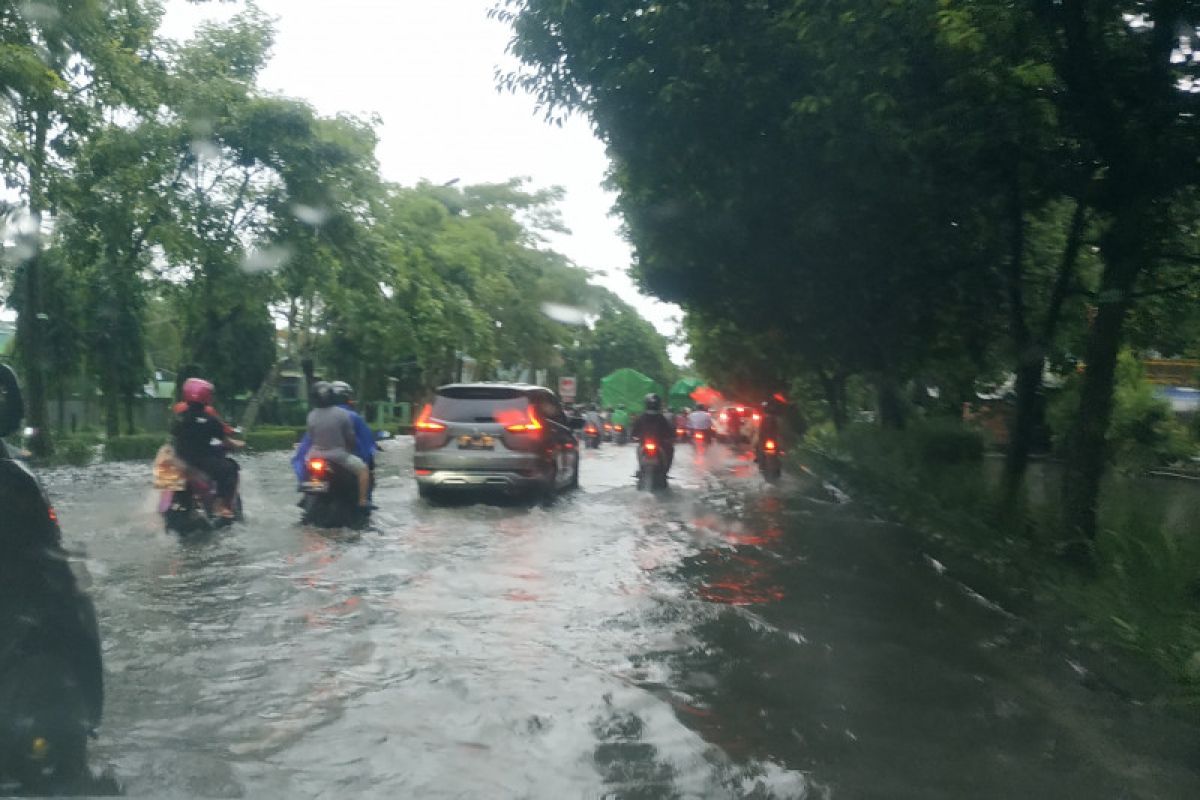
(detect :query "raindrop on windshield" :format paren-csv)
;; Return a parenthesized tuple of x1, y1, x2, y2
(242, 244, 293, 274)
(540, 302, 589, 326)
(190, 139, 221, 162)
(292, 204, 330, 226)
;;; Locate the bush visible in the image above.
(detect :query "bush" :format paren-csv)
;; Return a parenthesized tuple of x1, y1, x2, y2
(105, 434, 167, 462)
(244, 428, 299, 451)
(911, 419, 985, 464)
(1050, 351, 1193, 472)
(55, 436, 98, 467)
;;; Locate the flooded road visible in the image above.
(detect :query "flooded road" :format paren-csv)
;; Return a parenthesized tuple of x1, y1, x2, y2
(42, 440, 1199, 798)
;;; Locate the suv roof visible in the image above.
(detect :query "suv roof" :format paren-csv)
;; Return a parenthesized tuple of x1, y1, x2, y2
(436, 382, 554, 396)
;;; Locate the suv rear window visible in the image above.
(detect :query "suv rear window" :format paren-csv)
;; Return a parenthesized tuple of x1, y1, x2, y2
(432, 388, 529, 423)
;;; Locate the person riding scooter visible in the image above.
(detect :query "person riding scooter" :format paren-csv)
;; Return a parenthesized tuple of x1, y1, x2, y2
(305, 381, 372, 515)
(688, 403, 714, 443)
(293, 381, 378, 494)
(170, 378, 243, 520)
(610, 404, 632, 444)
(631, 393, 675, 473)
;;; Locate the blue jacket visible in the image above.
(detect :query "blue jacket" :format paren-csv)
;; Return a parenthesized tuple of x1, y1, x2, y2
(292, 407, 377, 481)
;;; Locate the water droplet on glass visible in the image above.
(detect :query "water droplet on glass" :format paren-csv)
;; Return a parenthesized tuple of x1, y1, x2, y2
(18, 2, 60, 24)
(292, 204, 330, 226)
(540, 302, 589, 326)
(242, 244, 293, 274)
(190, 139, 221, 162)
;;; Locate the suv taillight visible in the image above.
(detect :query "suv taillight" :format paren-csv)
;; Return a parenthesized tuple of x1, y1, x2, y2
(414, 403, 447, 432)
(503, 406, 543, 433)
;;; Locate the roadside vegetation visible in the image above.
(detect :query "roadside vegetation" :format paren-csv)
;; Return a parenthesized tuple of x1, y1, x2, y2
(499, 0, 1200, 696)
(0, 1, 675, 456)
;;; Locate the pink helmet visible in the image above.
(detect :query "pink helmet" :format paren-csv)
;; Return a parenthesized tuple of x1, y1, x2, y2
(182, 377, 214, 406)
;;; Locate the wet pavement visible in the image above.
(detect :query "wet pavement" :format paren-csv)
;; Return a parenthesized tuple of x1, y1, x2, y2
(40, 439, 1200, 798)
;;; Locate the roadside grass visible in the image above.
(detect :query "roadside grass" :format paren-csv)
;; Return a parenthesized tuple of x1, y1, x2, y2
(805, 421, 1200, 705)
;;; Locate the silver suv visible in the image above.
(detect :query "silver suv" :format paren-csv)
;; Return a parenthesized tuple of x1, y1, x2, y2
(413, 383, 580, 500)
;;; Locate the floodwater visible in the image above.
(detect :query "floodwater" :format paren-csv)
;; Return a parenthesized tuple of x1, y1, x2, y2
(38, 439, 1200, 798)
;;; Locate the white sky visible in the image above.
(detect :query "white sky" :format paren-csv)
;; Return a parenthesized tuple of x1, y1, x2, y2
(160, 0, 685, 360)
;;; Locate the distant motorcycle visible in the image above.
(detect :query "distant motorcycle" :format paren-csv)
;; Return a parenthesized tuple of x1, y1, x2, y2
(154, 443, 243, 534)
(299, 456, 370, 528)
(613, 423, 629, 446)
(757, 437, 783, 483)
(636, 438, 668, 491)
(583, 421, 602, 449)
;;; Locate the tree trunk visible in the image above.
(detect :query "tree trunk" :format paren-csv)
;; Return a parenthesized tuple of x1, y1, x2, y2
(124, 394, 135, 436)
(301, 358, 316, 408)
(1061, 217, 1142, 546)
(819, 370, 848, 431)
(103, 388, 120, 439)
(1005, 359, 1044, 499)
(19, 107, 52, 455)
(240, 361, 282, 430)
(876, 371, 905, 430)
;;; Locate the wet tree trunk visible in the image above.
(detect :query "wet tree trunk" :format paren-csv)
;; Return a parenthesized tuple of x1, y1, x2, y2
(240, 361, 282, 430)
(20, 107, 52, 455)
(1006, 199, 1088, 501)
(1061, 213, 1141, 548)
(124, 394, 135, 436)
(1002, 172, 1036, 500)
(818, 370, 848, 431)
(876, 371, 906, 430)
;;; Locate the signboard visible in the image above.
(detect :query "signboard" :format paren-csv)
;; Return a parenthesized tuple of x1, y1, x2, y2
(558, 376, 577, 403)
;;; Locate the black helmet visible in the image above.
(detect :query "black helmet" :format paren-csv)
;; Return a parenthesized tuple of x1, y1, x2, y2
(312, 381, 335, 408)
(644, 393, 662, 412)
(695, 403, 706, 412)
(331, 381, 354, 405)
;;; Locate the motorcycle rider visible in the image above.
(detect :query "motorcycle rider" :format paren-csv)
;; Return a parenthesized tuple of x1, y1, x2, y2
(293, 381, 378, 494)
(610, 403, 632, 435)
(0, 365, 106, 793)
(171, 378, 242, 519)
(688, 402, 714, 441)
(755, 394, 787, 454)
(582, 403, 605, 444)
(631, 393, 675, 472)
(305, 381, 371, 513)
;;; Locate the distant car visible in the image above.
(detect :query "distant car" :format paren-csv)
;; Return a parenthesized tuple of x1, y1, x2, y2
(413, 383, 580, 501)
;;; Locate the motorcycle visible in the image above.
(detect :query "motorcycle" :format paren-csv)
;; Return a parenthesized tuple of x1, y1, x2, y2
(690, 428, 712, 450)
(154, 444, 243, 534)
(602, 421, 614, 442)
(613, 423, 629, 446)
(636, 438, 669, 491)
(0, 365, 108, 795)
(758, 437, 783, 483)
(299, 456, 370, 528)
(583, 422, 602, 449)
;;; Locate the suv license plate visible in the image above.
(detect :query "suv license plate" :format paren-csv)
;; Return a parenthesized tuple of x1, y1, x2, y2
(458, 435, 495, 450)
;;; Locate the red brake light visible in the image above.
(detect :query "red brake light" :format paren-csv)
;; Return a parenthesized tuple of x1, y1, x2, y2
(308, 458, 328, 476)
(48, 507, 58, 523)
(414, 404, 446, 432)
(694, 432, 703, 440)
(505, 406, 543, 433)
(615, 425, 624, 431)
(765, 439, 778, 453)
(644, 440, 658, 453)
(585, 425, 598, 434)
(752, 412, 762, 423)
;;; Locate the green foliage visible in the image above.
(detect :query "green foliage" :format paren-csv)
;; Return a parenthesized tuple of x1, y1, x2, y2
(243, 428, 299, 452)
(39, 431, 101, 468)
(1050, 353, 1193, 472)
(104, 434, 165, 462)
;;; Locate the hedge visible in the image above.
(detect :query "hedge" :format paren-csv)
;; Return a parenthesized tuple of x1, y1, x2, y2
(104, 434, 166, 462)
(244, 428, 300, 451)
(912, 420, 985, 464)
